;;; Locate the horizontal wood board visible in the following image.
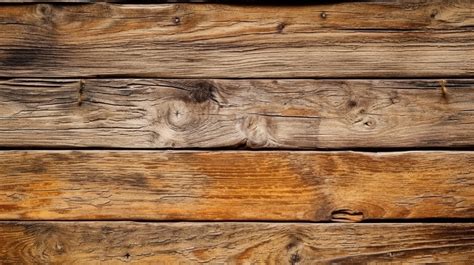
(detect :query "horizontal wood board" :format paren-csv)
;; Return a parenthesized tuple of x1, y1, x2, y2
(0, 151, 472, 221)
(1, 79, 473, 148)
(0, 2, 473, 78)
(1, 222, 473, 264)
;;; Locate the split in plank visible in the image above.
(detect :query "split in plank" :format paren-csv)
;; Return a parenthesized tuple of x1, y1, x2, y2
(1, 79, 473, 148)
(0, 151, 472, 221)
(1, 222, 473, 264)
(0, 2, 473, 78)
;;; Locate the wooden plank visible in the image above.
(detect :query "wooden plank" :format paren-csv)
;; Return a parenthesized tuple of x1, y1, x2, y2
(1, 222, 473, 264)
(0, 151, 472, 221)
(0, 0, 90, 2)
(0, 2, 472, 78)
(1, 79, 473, 148)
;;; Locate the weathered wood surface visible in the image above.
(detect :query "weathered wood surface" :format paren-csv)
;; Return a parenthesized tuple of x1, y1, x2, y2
(0, 2, 473, 78)
(1, 79, 473, 148)
(1, 222, 473, 264)
(0, 151, 472, 221)
(0, 0, 90, 2)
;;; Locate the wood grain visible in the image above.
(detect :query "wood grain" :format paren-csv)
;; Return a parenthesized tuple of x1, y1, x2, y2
(0, 0, 89, 2)
(0, 2, 472, 78)
(0, 151, 472, 221)
(1, 79, 473, 148)
(1, 222, 473, 264)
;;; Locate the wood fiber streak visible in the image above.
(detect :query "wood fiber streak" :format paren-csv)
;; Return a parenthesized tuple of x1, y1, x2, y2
(0, 151, 472, 221)
(0, 79, 473, 148)
(0, 2, 472, 78)
(0, 222, 473, 264)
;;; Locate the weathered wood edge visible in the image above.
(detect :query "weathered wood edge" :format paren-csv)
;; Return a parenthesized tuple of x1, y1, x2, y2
(0, 150, 472, 221)
(1, 222, 473, 264)
(1, 78, 473, 148)
(0, 2, 472, 78)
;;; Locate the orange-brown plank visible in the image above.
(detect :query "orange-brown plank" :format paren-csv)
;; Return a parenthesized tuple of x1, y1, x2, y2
(0, 151, 472, 221)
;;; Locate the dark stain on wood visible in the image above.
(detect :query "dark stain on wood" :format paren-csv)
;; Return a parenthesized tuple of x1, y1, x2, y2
(187, 80, 216, 104)
(2, 48, 49, 68)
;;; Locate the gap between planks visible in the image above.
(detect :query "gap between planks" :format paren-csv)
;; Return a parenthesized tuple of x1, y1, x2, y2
(0, 219, 473, 223)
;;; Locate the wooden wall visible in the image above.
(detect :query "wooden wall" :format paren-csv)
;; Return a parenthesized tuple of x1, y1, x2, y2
(0, 0, 473, 263)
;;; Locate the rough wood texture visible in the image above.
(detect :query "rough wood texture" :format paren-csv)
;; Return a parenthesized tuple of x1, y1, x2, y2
(1, 79, 473, 148)
(0, 2, 472, 78)
(1, 222, 473, 264)
(0, 0, 89, 2)
(0, 151, 472, 221)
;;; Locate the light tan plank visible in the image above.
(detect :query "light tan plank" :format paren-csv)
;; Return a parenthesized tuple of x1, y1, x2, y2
(0, 151, 472, 221)
(0, 2, 472, 78)
(1, 222, 473, 264)
(1, 79, 473, 148)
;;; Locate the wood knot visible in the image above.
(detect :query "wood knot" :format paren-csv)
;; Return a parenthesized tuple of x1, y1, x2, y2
(240, 115, 271, 148)
(363, 118, 376, 128)
(331, 209, 364, 222)
(347, 100, 357, 108)
(37, 4, 52, 16)
(36, 4, 56, 26)
(354, 114, 376, 130)
(286, 236, 301, 250)
(166, 101, 194, 129)
(188, 81, 216, 103)
(290, 252, 301, 265)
